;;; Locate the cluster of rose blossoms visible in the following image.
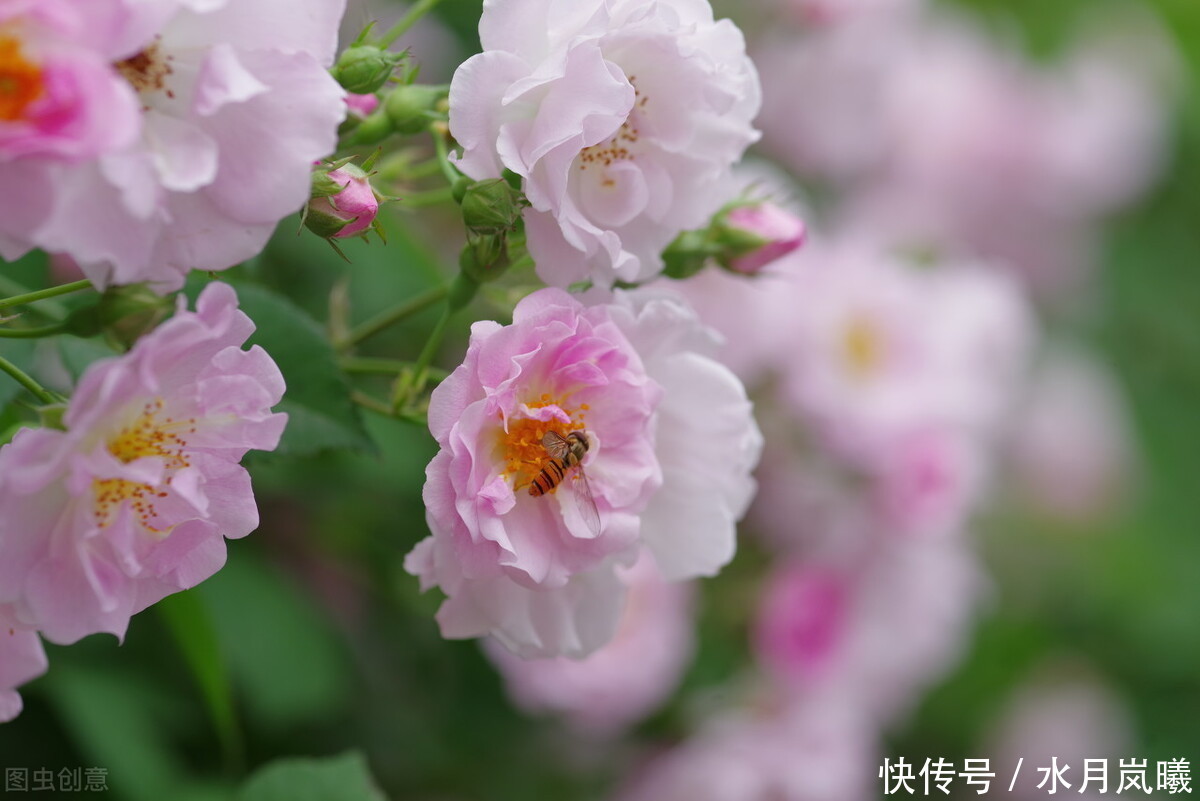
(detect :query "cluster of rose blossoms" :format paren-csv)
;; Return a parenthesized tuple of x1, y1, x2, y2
(0, 0, 798, 723)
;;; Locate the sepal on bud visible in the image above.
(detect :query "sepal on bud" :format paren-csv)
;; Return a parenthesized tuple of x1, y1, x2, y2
(64, 283, 175, 347)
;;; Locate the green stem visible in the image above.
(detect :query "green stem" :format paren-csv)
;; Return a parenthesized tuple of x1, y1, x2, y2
(432, 127, 460, 186)
(341, 356, 449, 381)
(351, 390, 426, 426)
(336, 284, 448, 351)
(0, 322, 67, 339)
(0, 354, 58, 405)
(0, 279, 93, 310)
(376, 0, 446, 47)
(396, 186, 455, 207)
(409, 301, 452, 398)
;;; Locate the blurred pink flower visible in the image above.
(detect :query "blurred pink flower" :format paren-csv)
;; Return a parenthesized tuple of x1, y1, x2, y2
(406, 287, 761, 658)
(1005, 346, 1135, 523)
(0, 282, 287, 644)
(0, 0, 347, 291)
(0, 607, 47, 724)
(785, 0, 924, 28)
(982, 661, 1134, 801)
(484, 550, 695, 736)
(751, 538, 985, 725)
(781, 240, 1032, 458)
(615, 695, 876, 801)
(448, 0, 761, 288)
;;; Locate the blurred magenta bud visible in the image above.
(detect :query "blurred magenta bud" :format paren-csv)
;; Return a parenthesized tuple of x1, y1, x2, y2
(344, 92, 380, 119)
(305, 163, 380, 239)
(715, 201, 807, 274)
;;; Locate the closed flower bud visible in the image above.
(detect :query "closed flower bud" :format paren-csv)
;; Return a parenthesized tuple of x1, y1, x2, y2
(459, 233, 512, 284)
(661, 230, 718, 280)
(64, 283, 174, 346)
(332, 44, 405, 95)
(460, 178, 525, 235)
(384, 84, 445, 135)
(714, 202, 807, 275)
(305, 164, 382, 239)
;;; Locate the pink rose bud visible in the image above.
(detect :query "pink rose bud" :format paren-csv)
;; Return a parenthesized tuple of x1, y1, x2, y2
(305, 164, 381, 239)
(344, 92, 381, 119)
(717, 202, 807, 274)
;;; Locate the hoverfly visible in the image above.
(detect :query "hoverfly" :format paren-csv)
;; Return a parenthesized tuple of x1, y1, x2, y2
(529, 430, 602, 537)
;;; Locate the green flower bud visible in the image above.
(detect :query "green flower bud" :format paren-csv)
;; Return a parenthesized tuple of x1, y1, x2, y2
(66, 284, 175, 346)
(384, 84, 445, 136)
(331, 44, 405, 95)
(461, 178, 525, 234)
(459, 234, 513, 285)
(661, 229, 717, 280)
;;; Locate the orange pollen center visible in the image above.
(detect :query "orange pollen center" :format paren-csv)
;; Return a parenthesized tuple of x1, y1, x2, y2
(0, 35, 44, 122)
(114, 40, 174, 98)
(92, 398, 198, 532)
(498, 395, 589, 491)
(577, 75, 647, 181)
(841, 316, 883, 378)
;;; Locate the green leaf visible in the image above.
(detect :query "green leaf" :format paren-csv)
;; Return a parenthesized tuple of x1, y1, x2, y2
(156, 590, 242, 773)
(237, 752, 387, 801)
(189, 278, 374, 456)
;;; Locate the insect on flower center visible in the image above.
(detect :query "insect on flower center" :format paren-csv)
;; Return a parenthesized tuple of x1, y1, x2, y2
(577, 75, 648, 185)
(498, 395, 589, 490)
(0, 34, 44, 122)
(92, 398, 197, 532)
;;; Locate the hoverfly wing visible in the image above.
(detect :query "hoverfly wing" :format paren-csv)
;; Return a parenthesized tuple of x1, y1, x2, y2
(568, 463, 603, 538)
(541, 430, 571, 460)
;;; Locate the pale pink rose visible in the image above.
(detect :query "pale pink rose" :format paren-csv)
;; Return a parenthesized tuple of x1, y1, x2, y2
(0, 0, 142, 254)
(2, 0, 347, 291)
(483, 550, 694, 736)
(718, 202, 807, 275)
(449, 0, 761, 288)
(615, 696, 876, 801)
(752, 538, 985, 726)
(406, 287, 761, 658)
(0, 606, 47, 724)
(1005, 346, 1135, 523)
(0, 282, 287, 644)
(982, 661, 1134, 801)
(780, 239, 1032, 458)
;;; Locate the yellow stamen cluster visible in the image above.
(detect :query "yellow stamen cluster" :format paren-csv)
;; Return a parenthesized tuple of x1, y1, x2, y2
(497, 395, 589, 492)
(93, 399, 196, 532)
(578, 75, 647, 182)
(0, 35, 44, 122)
(841, 316, 883, 379)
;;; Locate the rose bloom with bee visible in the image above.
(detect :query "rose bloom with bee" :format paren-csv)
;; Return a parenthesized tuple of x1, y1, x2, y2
(406, 288, 762, 659)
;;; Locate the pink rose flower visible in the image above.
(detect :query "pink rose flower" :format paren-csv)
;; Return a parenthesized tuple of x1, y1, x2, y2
(344, 92, 380, 119)
(0, 282, 287, 644)
(0, 0, 347, 291)
(751, 539, 984, 725)
(449, 0, 761, 288)
(0, 607, 47, 724)
(483, 550, 695, 736)
(406, 287, 761, 657)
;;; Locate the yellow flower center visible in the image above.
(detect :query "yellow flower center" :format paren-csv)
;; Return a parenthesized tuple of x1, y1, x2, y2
(497, 395, 589, 492)
(841, 316, 883, 379)
(92, 399, 197, 532)
(0, 34, 44, 122)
